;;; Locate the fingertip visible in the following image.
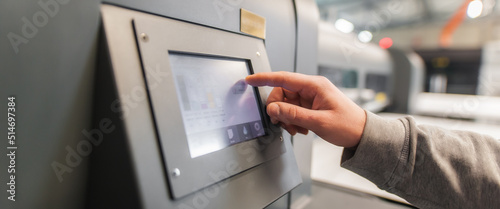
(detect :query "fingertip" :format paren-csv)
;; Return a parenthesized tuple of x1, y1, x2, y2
(267, 103, 280, 118)
(245, 75, 255, 86)
(245, 72, 270, 86)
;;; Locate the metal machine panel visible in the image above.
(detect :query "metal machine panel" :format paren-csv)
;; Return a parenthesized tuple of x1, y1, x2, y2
(102, 0, 297, 74)
(133, 15, 286, 199)
(289, 0, 320, 207)
(99, 4, 302, 208)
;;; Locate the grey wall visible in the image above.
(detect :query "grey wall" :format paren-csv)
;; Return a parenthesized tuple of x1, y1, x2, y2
(0, 0, 100, 208)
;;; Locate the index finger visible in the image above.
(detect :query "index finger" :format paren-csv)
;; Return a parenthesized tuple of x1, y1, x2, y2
(245, 71, 318, 93)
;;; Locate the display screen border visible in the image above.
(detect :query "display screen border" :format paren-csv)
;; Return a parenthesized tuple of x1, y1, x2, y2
(133, 17, 285, 199)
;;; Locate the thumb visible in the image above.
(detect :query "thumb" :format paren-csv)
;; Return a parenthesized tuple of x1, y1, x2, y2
(267, 102, 322, 130)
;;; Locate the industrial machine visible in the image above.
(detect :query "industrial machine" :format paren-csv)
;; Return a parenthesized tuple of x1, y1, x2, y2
(411, 43, 500, 123)
(88, 5, 304, 208)
(313, 18, 500, 207)
(6, 0, 498, 208)
(1, 0, 319, 208)
(317, 21, 394, 113)
(314, 21, 411, 203)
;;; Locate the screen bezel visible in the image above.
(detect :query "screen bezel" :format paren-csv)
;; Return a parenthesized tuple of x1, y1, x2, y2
(133, 17, 285, 199)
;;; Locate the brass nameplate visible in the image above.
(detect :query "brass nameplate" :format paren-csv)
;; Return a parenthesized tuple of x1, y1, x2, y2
(240, 9, 266, 39)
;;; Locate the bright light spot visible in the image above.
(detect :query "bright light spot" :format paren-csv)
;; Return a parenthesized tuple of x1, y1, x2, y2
(379, 37, 393, 49)
(335, 19, 354, 33)
(358, 30, 373, 43)
(467, 0, 483, 19)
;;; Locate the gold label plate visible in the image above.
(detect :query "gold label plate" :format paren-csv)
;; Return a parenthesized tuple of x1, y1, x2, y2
(240, 9, 266, 39)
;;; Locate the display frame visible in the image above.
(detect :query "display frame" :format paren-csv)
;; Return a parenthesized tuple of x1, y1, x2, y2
(132, 17, 285, 199)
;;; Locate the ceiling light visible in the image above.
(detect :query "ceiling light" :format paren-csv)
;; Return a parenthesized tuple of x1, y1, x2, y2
(358, 30, 373, 43)
(335, 19, 354, 33)
(467, 0, 483, 19)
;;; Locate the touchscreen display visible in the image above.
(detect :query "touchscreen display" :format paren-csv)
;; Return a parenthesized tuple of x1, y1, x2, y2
(169, 53, 266, 158)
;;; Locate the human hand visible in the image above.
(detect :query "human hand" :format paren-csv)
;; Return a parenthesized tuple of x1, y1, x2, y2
(246, 71, 366, 148)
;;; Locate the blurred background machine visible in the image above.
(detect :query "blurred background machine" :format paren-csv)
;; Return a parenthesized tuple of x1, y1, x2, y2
(311, 0, 500, 208)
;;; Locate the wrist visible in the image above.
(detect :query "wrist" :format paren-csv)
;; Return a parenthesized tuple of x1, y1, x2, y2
(348, 108, 367, 148)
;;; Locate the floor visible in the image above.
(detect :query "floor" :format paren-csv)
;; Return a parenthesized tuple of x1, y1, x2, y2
(305, 182, 414, 209)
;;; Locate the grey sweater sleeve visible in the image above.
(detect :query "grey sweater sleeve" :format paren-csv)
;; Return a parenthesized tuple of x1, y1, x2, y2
(341, 111, 500, 208)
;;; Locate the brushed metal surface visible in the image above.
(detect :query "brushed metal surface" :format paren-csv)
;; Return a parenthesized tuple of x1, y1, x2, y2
(101, 4, 302, 208)
(133, 14, 285, 199)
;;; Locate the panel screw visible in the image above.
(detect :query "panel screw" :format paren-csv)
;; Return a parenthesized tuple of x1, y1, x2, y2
(280, 136, 283, 142)
(140, 33, 149, 42)
(256, 52, 261, 57)
(172, 168, 180, 177)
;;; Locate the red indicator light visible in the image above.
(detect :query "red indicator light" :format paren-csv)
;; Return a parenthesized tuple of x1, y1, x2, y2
(379, 37, 393, 49)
